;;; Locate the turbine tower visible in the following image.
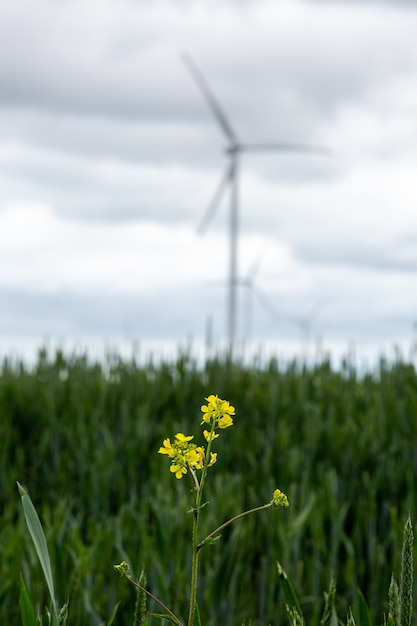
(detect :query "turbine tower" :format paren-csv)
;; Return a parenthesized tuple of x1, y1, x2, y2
(182, 52, 328, 355)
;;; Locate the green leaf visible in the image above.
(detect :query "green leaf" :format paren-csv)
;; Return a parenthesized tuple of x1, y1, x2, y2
(106, 602, 120, 626)
(19, 574, 37, 626)
(276, 561, 304, 622)
(358, 589, 372, 626)
(200, 535, 222, 548)
(17, 482, 59, 626)
(320, 577, 337, 626)
(193, 601, 201, 626)
(152, 613, 181, 625)
(346, 607, 357, 626)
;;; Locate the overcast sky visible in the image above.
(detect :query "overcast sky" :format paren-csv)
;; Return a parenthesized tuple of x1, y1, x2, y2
(1, 0, 417, 366)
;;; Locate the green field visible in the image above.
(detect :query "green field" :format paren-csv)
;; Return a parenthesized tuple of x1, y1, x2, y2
(1, 347, 416, 625)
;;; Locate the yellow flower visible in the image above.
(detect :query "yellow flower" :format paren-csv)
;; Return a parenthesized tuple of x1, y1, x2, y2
(271, 488, 289, 508)
(186, 446, 204, 469)
(201, 395, 235, 429)
(175, 433, 194, 443)
(159, 396, 235, 479)
(208, 452, 217, 466)
(218, 415, 233, 429)
(158, 438, 176, 457)
(203, 429, 220, 442)
(170, 463, 187, 479)
(159, 433, 205, 479)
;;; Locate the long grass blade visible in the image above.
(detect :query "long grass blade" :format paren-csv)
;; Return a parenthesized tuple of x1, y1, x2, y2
(193, 601, 201, 626)
(152, 614, 181, 625)
(17, 482, 59, 626)
(276, 561, 304, 624)
(106, 602, 121, 626)
(357, 589, 372, 626)
(346, 607, 356, 626)
(320, 577, 337, 626)
(19, 574, 37, 626)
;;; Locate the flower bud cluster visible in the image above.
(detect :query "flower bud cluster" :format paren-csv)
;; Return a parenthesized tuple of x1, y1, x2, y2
(271, 488, 289, 508)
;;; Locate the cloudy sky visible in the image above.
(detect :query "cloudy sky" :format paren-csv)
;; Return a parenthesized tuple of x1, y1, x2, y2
(1, 0, 417, 365)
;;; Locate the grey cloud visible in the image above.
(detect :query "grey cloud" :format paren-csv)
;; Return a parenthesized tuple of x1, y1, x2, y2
(292, 238, 417, 273)
(0, 284, 221, 339)
(2, 0, 414, 130)
(1, 0, 417, 359)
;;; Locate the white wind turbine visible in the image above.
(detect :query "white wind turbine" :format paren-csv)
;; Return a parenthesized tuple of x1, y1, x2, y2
(237, 256, 279, 344)
(182, 52, 328, 355)
(284, 299, 327, 350)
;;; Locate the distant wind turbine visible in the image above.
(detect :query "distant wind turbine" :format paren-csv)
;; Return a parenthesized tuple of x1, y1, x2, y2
(237, 256, 280, 343)
(182, 52, 329, 355)
(285, 300, 326, 348)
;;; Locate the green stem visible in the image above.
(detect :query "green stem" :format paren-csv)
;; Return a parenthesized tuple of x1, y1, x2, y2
(197, 502, 272, 551)
(187, 505, 200, 626)
(127, 576, 184, 626)
(198, 420, 215, 497)
(187, 423, 216, 626)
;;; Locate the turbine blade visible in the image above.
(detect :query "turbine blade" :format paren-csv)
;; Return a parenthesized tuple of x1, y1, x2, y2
(253, 285, 281, 321)
(240, 143, 330, 155)
(181, 51, 239, 144)
(247, 255, 263, 280)
(196, 164, 232, 235)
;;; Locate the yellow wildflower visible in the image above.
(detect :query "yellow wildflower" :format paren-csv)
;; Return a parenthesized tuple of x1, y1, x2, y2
(208, 452, 217, 466)
(158, 433, 205, 479)
(218, 415, 233, 429)
(175, 433, 194, 443)
(170, 463, 187, 479)
(201, 395, 235, 429)
(158, 438, 176, 457)
(203, 429, 220, 442)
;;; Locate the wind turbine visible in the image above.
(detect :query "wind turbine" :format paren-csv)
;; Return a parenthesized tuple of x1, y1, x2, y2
(284, 299, 326, 349)
(182, 52, 328, 355)
(237, 256, 280, 344)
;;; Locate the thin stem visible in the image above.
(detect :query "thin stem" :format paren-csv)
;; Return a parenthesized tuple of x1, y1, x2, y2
(197, 502, 272, 551)
(187, 505, 200, 626)
(198, 420, 215, 497)
(187, 423, 216, 626)
(127, 576, 184, 626)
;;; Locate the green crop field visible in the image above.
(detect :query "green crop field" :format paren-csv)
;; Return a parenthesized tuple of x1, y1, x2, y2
(1, 347, 416, 625)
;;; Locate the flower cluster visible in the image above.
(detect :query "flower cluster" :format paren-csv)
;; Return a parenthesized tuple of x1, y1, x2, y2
(201, 394, 235, 433)
(158, 433, 205, 479)
(114, 561, 130, 577)
(158, 395, 235, 479)
(271, 488, 289, 508)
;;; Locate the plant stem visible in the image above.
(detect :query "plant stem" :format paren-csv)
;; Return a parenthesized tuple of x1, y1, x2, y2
(127, 576, 184, 626)
(187, 506, 200, 626)
(197, 502, 272, 551)
(187, 422, 216, 626)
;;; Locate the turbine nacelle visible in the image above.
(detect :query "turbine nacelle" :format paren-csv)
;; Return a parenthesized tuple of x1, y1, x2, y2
(225, 144, 241, 156)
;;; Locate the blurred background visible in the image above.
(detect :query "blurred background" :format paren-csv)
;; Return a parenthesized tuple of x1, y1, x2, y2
(1, 0, 417, 365)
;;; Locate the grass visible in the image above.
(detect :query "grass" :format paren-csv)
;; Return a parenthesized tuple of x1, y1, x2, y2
(1, 346, 416, 624)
